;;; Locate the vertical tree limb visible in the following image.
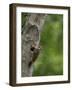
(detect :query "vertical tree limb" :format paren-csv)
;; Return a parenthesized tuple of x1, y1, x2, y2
(21, 14, 47, 77)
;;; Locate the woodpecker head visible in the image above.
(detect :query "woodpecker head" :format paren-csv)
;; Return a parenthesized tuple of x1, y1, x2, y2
(30, 41, 40, 52)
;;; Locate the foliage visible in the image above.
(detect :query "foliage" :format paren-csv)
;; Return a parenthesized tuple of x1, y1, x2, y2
(33, 14, 63, 76)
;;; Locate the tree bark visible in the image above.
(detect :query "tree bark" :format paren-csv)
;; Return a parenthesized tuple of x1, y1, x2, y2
(21, 14, 47, 77)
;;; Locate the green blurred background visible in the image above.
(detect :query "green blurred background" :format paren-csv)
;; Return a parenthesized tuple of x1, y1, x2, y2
(22, 13, 63, 76)
(32, 14, 63, 76)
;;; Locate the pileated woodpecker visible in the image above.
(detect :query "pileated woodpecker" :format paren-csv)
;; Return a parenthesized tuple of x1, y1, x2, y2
(28, 44, 40, 67)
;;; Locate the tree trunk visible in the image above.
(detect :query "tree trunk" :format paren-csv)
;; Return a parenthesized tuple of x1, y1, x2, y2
(21, 14, 47, 77)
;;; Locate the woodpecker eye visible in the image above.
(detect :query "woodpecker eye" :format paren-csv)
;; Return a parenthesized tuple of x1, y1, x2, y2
(30, 47, 35, 51)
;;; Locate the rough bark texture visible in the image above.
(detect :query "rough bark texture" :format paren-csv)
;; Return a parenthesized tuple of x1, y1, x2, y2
(21, 14, 47, 77)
